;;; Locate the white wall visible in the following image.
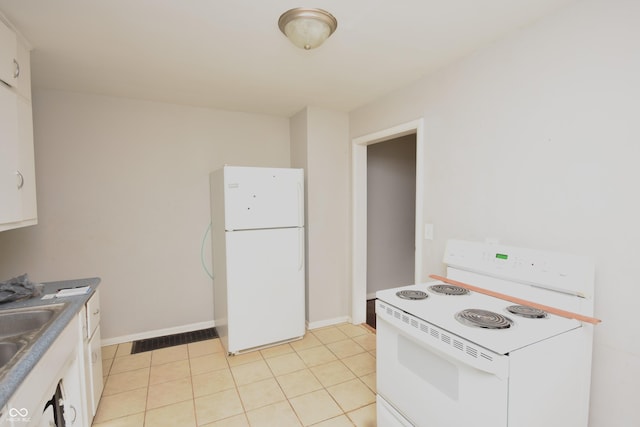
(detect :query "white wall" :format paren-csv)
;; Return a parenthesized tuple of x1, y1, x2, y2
(290, 107, 351, 328)
(306, 107, 351, 327)
(289, 109, 311, 319)
(367, 135, 416, 295)
(0, 89, 290, 341)
(350, 0, 640, 425)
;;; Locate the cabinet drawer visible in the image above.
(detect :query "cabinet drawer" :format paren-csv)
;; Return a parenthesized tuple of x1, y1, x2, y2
(86, 290, 100, 338)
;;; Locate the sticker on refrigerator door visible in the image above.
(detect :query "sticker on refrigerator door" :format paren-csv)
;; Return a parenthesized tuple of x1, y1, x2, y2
(228, 183, 239, 188)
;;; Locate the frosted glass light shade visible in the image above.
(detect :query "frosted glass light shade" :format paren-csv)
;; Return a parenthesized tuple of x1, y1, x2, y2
(278, 8, 337, 50)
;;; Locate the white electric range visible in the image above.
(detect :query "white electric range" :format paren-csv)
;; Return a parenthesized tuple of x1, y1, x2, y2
(375, 239, 596, 427)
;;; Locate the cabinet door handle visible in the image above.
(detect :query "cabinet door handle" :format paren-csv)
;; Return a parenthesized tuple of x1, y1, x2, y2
(68, 405, 77, 424)
(93, 309, 100, 315)
(59, 400, 77, 424)
(92, 350, 98, 363)
(16, 171, 24, 189)
(13, 59, 20, 79)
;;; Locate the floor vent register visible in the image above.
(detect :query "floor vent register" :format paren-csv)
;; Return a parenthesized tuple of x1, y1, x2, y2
(130, 327, 218, 354)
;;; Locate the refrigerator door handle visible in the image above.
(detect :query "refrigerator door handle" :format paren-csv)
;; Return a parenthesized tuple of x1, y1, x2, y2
(298, 228, 304, 272)
(297, 181, 304, 226)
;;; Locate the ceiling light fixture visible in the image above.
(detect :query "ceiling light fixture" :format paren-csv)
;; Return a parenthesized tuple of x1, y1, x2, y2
(278, 8, 338, 50)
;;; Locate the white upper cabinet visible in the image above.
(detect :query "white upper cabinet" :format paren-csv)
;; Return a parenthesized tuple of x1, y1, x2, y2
(0, 16, 36, 231)
(0, 83, 20, 224)
(0, 18, 18, 88)
(17, 94, 37, 222)
(15, 37, 31, 100)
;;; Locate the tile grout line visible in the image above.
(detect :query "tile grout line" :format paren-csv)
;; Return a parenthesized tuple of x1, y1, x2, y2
(94, 325, 376, 426)
(187, 342, 203, 427)
(261, 353, 305, 427)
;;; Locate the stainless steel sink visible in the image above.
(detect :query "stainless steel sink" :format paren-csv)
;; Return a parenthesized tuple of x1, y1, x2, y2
(0, 308, 57, 339)
(0, 304, 67, 374)
(0, 341, 23, 368)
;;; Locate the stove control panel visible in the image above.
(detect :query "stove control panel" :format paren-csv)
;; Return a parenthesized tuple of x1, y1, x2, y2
(443, 239, 594, 299)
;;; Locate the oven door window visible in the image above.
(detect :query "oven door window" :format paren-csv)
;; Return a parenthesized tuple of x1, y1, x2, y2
(377, 318, 509, 427)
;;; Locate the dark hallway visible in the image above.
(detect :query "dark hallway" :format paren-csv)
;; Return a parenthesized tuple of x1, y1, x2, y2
(366, 299, 376, 329)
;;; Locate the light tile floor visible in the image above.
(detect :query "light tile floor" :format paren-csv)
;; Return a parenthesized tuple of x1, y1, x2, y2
(92, 323, 377, 427)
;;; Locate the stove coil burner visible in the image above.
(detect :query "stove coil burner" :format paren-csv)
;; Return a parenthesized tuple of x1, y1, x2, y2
(455, 309, 514, 329)
(506, 305, 548, 319)
(396, 290, 429, 300)
(429, 284, 470, 296)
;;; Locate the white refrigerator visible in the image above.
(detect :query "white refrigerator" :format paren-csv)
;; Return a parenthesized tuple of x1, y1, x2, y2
(210, 166, 305, 354)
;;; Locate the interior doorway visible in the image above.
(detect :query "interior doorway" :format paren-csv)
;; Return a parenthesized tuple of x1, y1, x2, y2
(351, 119, 424, 326)
(366, 136, 417, 327)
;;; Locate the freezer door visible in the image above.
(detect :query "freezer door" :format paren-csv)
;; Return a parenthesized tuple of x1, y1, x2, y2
(223, 166, 304, 230)
(225, 227, 305, 353)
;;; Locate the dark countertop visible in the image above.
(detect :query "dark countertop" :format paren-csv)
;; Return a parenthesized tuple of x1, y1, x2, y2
(0, 277, 101, 409)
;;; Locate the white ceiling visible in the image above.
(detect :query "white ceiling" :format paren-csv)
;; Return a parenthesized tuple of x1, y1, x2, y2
(0, 0, 575, 117)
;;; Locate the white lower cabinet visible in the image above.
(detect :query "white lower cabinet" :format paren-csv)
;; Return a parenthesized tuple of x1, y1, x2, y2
(60, 353, 85, 426)
(7, 317, 82, 426)
(80, 290, 103, 423)
(5, 290, 103, 426)
(86, 325, 103, 415)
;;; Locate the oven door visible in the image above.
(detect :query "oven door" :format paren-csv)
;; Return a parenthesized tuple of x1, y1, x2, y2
(377, 395, 413, 426)
(376, 300, 510, 427)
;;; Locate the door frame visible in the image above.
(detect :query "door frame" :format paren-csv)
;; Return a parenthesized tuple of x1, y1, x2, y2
(351, 118, 425, 324)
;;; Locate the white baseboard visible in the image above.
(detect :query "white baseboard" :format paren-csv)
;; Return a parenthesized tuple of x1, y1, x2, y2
(102, 315, 360, 346)
(306, 315, 352, 330)
(101, 320, 216, 347)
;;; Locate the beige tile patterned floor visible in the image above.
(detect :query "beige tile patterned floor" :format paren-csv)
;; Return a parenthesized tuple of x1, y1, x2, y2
(92, 323, 377, 427)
